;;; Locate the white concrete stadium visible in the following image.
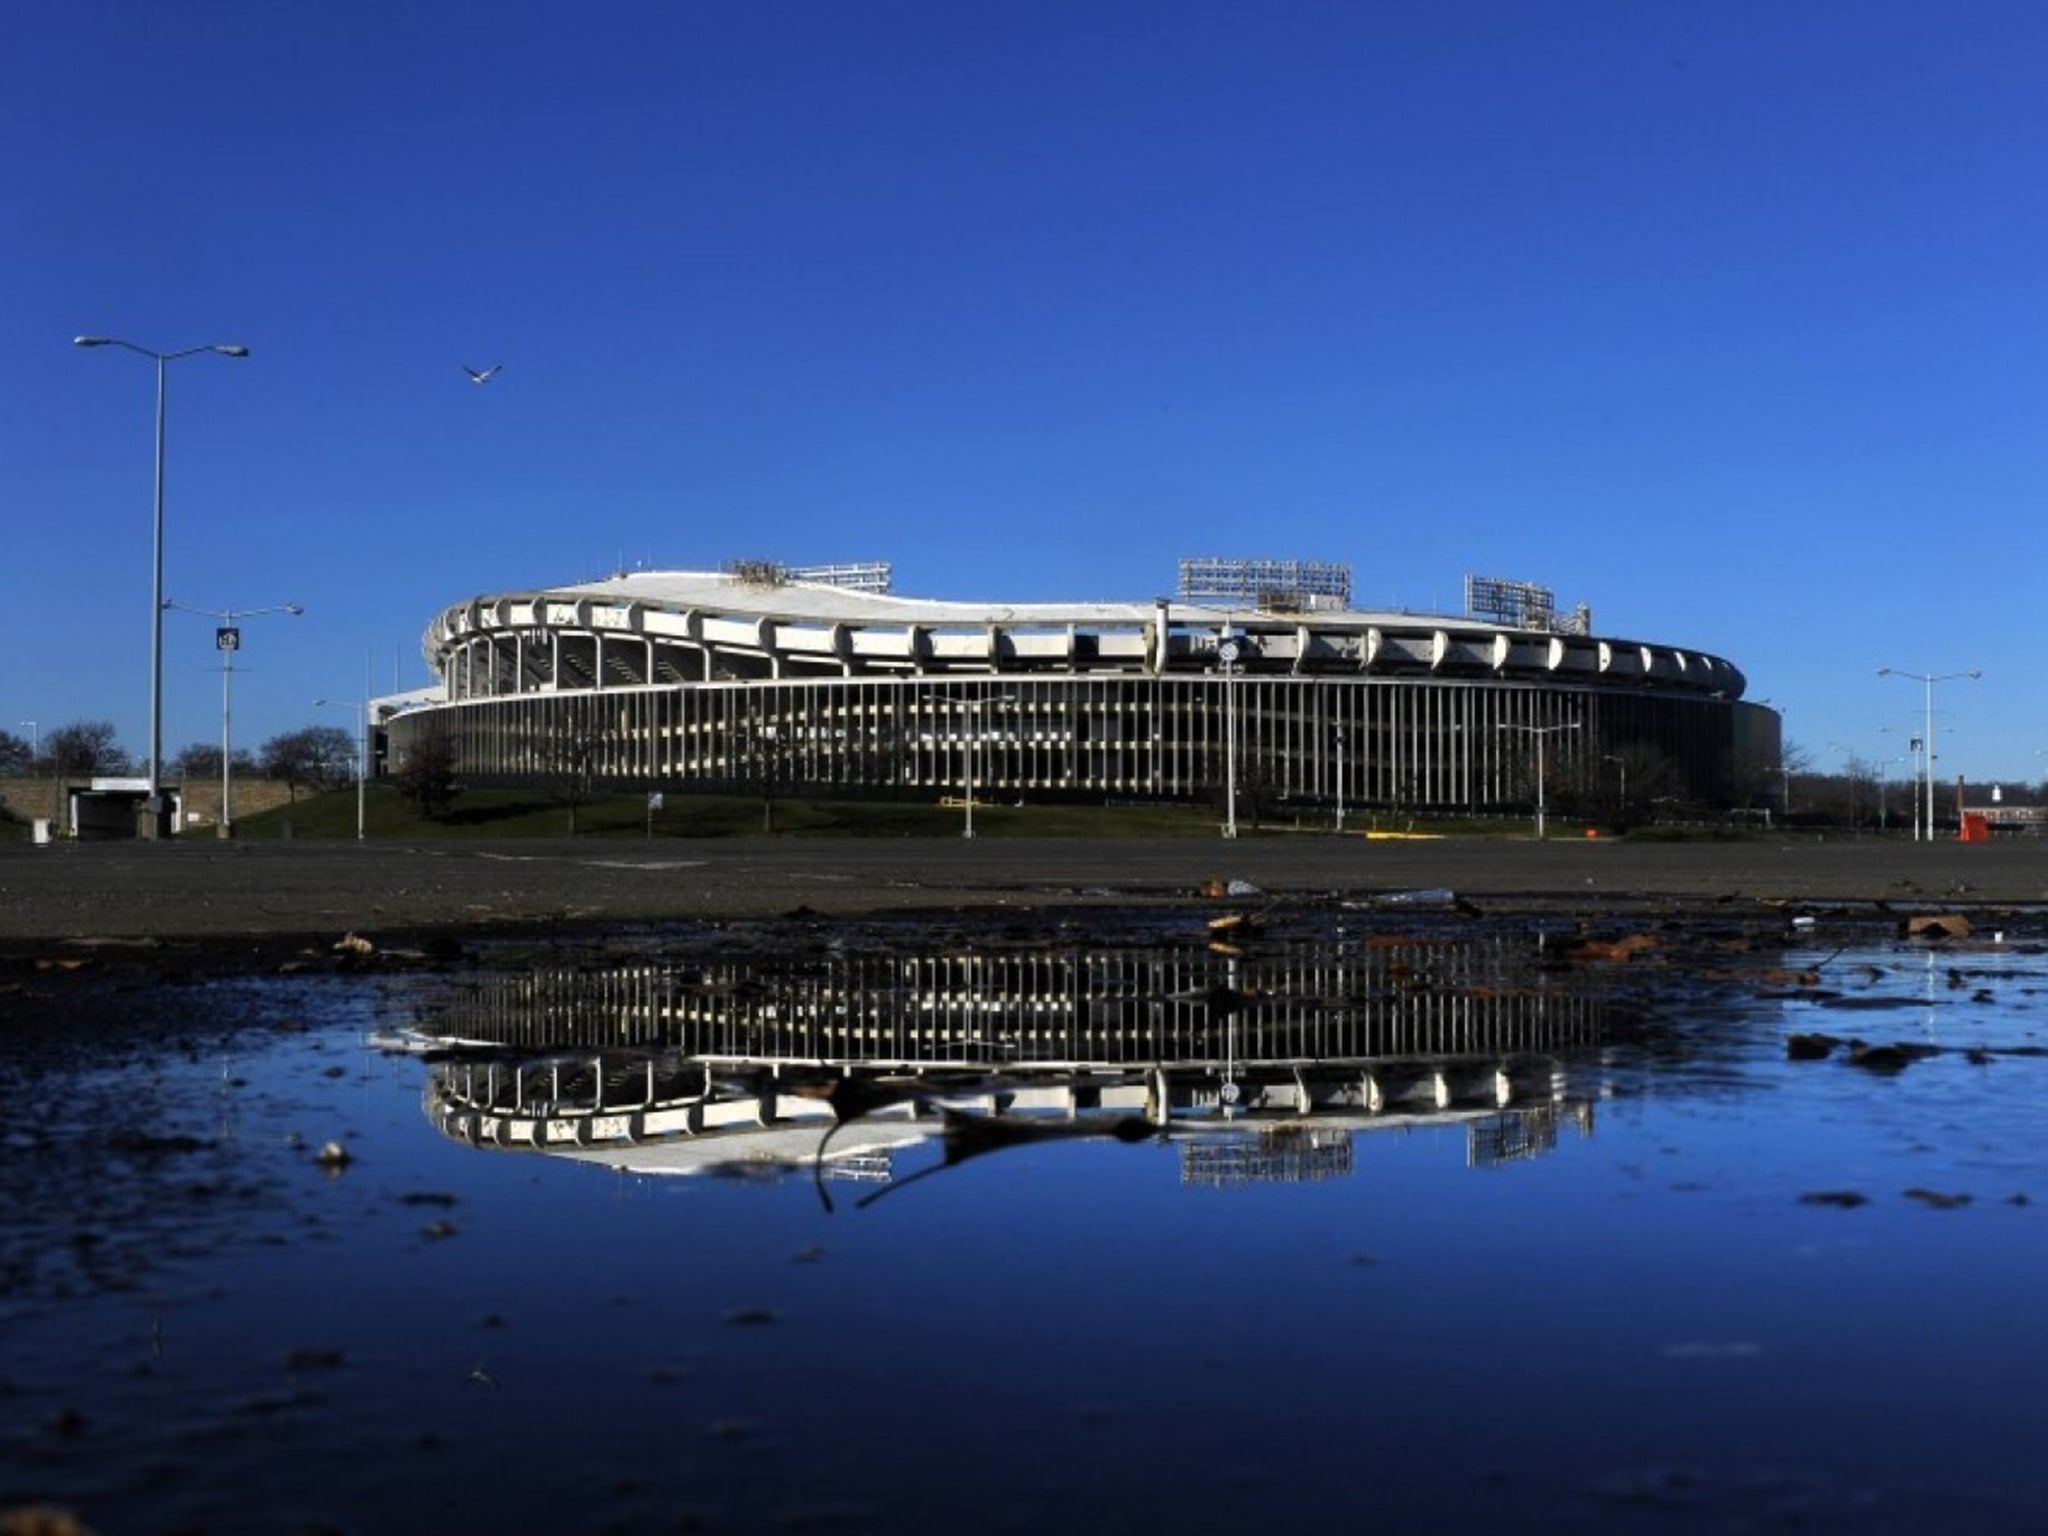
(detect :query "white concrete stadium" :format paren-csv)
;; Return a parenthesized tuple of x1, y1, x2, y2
(383, 565, 1780, 820)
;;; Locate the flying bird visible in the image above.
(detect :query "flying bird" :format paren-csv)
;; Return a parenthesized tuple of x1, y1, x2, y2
(462, 364, 502, 384)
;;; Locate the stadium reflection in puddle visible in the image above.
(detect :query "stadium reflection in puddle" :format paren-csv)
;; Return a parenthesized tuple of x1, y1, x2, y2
(398, 933, 1624, 1193)
(17, 920, 2048, 1533)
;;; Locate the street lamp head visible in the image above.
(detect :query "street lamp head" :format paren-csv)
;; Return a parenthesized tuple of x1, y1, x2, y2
(214, 345, 250, 358)
(285, 604, 305, 616)
(73, 335, 112, 348)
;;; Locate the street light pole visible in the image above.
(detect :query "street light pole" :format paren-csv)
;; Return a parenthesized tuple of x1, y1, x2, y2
(1499, 721, 1581, 838)
(957, 691, 1016, 839)
(1603, 753, 1627, 819)
(1909, 738, 1924, 841)
(75, 335, 249, 838)
(1878, 667, 1980, 842)
(315, 697, 368, 840)
(1219, 635, 1243, 839)
(165, 600, 302, 836)
(964, 707, 977, 840)
(1826, 740, 1859, 828)
(1333, 726, 1346, 833)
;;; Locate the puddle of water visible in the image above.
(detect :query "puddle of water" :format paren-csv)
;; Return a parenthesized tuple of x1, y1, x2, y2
(4, 919, 2048, 1532)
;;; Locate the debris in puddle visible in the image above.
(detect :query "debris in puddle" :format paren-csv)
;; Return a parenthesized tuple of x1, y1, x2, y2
(1904, 913, 1972, 941)
(314, 1140, 353, 1169)
(1659, 1341, 1762, 1360)
(1846, 1041, 1940, 1072)
(1799, 1191, 1869, 1208)
(1556, 932, 1661, 962)
(1345, 887, 1458, 909)
(1904, 1188, 1972, 1210)
(0, 1505, 91, 1535)
(1756, 967, 1821, 988)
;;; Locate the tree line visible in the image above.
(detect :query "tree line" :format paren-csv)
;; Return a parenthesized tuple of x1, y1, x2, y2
(0, 721, 359, 800)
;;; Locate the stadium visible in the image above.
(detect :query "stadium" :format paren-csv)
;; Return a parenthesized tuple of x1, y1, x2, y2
(383, 559, 1780, 824)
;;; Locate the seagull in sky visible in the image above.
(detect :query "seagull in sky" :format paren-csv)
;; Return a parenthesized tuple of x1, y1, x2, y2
(462, 364, 502, 384)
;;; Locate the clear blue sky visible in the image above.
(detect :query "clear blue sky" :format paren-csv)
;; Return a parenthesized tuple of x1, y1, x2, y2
(7, 1, 2044, 785)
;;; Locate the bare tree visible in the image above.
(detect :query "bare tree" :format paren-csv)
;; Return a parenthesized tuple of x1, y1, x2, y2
(1569, 742, 1683, 829)
(734, 705, 798, 832)
(171, 742, 257, 780)
(0, 729, 31, 775)
(394, 727, 459, 821)
(44, 720, 131, 776)
(260, 726, 355, 802)
(541, 705, 610, 835)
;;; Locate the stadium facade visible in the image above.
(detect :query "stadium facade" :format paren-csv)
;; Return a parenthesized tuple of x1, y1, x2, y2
(383, 564, 1780, 820)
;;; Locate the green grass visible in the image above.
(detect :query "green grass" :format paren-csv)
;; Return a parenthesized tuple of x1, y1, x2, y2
(16, 778, 1764, 843)
(228, 787, 1244, 840)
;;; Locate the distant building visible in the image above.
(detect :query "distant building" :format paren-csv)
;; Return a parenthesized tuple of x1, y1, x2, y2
(384, 565, 1778, 817)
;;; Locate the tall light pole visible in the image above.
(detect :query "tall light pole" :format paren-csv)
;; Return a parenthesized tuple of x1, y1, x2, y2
(1879, 726, 1922, 839)
(1907, 737, 1924, 840)
(1875, 754, 1904, 833)
(165, 600, 303, 836)
(75, 335, 249, 838)
(1219, 635, 1244, 839)
(315, 697, 368, 841)
(957, 692, 1017, 839)
(1878, 668, 1980, 842)
(1499, 721, 1581, 838)
(1333, 725, 1347, 833)
(1826, 740, 1859, 828)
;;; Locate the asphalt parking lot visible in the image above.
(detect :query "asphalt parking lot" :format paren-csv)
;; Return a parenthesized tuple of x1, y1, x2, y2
(4, 833, 2045, 948)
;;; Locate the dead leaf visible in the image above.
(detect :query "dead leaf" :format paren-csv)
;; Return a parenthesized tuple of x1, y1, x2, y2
(1904, 914, 1972, 940)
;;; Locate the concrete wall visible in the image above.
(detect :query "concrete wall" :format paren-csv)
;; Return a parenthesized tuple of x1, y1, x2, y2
(0, 776, 301, 833)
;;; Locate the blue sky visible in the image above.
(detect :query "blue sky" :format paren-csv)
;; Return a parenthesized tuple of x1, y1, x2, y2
(7, 2, 2044, 785)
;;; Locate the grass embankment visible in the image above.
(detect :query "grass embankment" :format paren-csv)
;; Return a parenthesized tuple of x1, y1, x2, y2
(228, 789, 1558, 842)
(230, 787, 1258, 840)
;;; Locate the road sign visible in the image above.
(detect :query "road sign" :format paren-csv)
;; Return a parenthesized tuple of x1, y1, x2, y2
(216, 627, 241, 651)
